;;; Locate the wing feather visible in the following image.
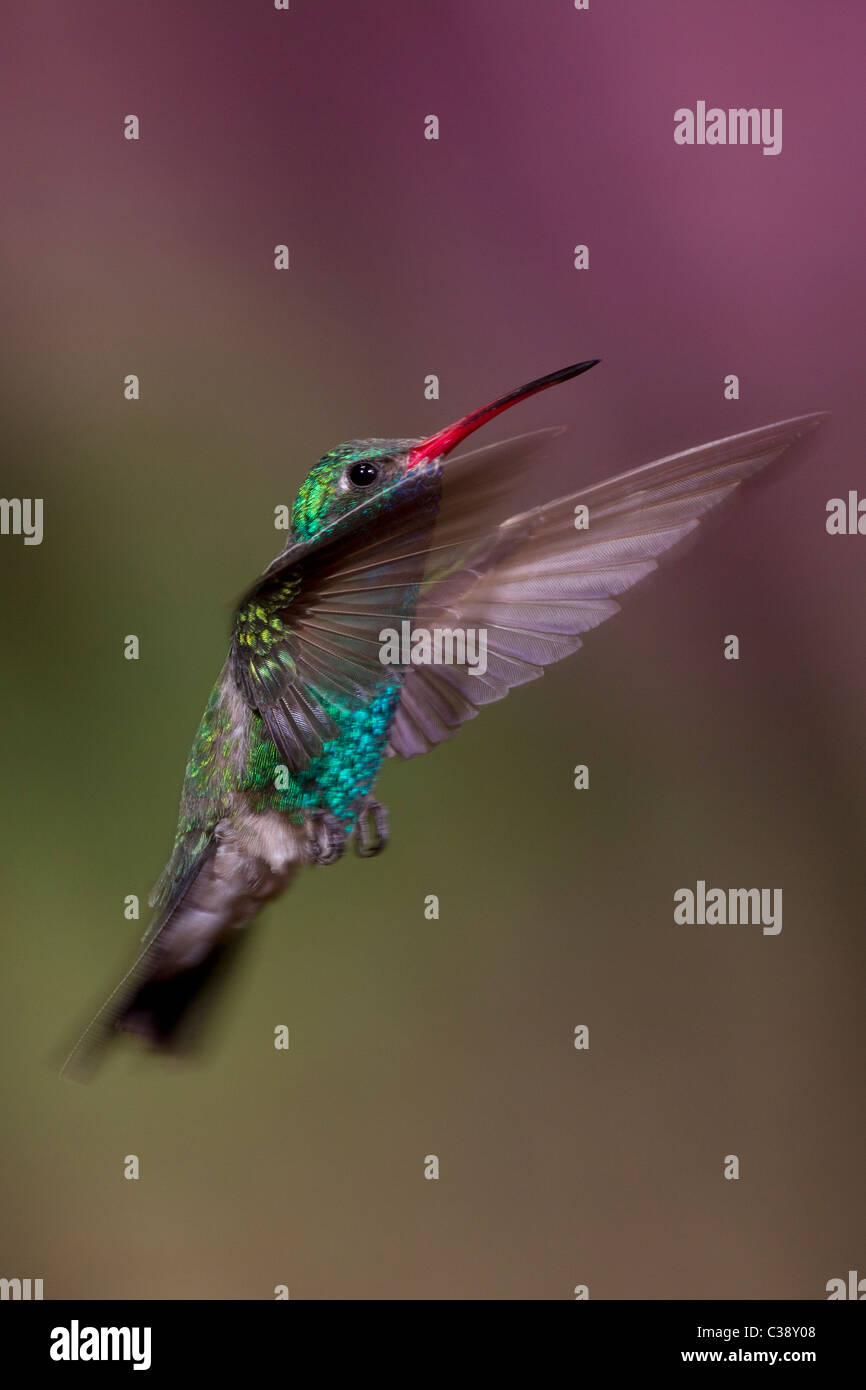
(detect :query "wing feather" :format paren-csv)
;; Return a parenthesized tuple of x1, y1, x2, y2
(387, 414, 824, 759)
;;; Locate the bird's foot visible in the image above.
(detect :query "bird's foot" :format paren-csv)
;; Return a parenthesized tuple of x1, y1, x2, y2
(308, 811, 347, 866)
(355, 797, 389, 858)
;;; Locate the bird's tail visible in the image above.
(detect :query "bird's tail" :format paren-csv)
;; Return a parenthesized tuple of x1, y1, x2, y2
(61, 844, 290, 1082)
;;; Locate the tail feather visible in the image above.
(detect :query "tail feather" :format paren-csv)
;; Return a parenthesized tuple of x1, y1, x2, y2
(61, 842, 269, 1082)
(119, 932, 254, 1052)
(60, 933, 252, 1083)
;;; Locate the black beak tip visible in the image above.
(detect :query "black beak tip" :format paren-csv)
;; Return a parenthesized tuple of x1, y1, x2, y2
(546, 358, 600, 389)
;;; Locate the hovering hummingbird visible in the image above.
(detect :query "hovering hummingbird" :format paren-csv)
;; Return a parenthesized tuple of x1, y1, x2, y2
(62, 361, 823, 1079)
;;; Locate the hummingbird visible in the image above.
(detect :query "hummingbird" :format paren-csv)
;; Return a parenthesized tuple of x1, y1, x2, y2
(62, 361, 823, 1079)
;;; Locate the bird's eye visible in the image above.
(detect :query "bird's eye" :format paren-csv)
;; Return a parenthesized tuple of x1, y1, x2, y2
(347, 460, 379, 487)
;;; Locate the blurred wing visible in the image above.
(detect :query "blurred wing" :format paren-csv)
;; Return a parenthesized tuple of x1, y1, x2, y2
(387, 414, 825, 759)
(230, 430, 563, 772)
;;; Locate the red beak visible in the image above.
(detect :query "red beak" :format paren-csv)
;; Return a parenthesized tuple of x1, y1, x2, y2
(406, 359, 600, 468)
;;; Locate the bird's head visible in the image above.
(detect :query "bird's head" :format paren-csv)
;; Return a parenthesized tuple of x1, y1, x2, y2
(288, 359, 601, 547)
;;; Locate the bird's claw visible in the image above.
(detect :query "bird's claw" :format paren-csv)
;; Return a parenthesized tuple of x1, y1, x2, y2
(355, 798, 389, 858)
(308, 811, 347, 866)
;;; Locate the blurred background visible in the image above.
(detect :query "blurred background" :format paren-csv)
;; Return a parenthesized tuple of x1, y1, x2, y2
(1, 0, 863, 1299)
